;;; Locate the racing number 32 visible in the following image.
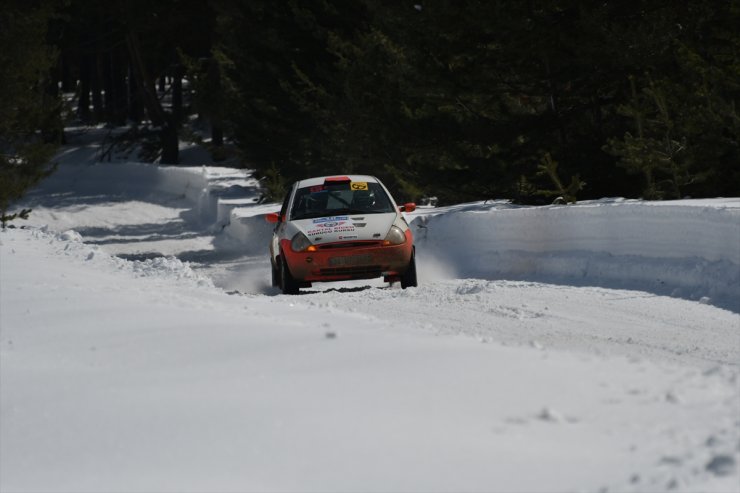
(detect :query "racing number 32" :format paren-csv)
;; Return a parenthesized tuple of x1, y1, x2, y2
(350, 182, 368, 190)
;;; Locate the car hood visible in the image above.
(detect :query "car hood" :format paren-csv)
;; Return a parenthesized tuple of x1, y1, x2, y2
(294, 213, 397, 244)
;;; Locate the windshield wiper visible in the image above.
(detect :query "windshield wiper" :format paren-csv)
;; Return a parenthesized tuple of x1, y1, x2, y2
(291, 212, 328, 220)
(330, 208, 395, 216)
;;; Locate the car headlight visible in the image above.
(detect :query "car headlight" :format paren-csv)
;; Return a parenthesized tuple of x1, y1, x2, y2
(384, 225, 406, 245)
(291, 232, 314, 252)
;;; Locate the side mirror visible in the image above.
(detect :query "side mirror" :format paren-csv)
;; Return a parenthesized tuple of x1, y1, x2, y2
(265, 212, 281, 223)
(399, 203, 416, 213)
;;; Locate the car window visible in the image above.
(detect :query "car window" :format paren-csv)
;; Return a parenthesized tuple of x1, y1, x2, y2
(290, 182, 394, 220)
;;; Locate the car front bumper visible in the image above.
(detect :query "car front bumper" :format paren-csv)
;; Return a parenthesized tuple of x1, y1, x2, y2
(280, 233, 414, 282)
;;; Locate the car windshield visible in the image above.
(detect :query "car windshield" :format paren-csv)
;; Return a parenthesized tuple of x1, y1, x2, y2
(290, 181, 395, 220)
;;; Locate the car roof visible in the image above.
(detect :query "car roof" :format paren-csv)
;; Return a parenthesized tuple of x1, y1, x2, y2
(295, 175, 380, 188)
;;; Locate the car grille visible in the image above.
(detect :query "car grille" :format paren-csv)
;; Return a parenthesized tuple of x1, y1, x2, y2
(317, 241, 383, 250)
(319, 265, 383, 277)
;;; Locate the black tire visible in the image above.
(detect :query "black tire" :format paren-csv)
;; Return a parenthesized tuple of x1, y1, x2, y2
(280, 255, 300, 295)
(271, 259, 280, 288)
(400, 249, 418, 289)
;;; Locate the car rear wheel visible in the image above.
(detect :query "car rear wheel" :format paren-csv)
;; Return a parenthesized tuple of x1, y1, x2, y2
(400, 249, 418, 289)
(280, 255, 300, 295)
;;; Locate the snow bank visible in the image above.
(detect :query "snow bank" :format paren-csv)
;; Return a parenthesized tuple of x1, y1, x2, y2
(88, 159, 738, 310)
(17, 153, 740, 310)
(2, 226, 739, 493)
(149, 162, 739, 311)
(155, 165, 267, 230)
(154, 165, 275, 250)
(32, 226, 215, 289)
(154, 165, 738, 310)
(24, 159, 265, 235)
(412, 199, 740, 310)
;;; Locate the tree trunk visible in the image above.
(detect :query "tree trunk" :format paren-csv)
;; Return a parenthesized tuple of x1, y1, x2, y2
(61, 53, 74, 92)
(102, 51, 114, 123)
(172, 63, 183, 124)
(128, 64, 142, 123)
(110, 47, 128, 125)
(109, 47, 128, 126)
(160, 124, 179, 164)
(43, 61, 65, 145)
(126, 31, 179, 163)
(91, 53, 103, 123)
(78, 53, 91, 122)
(207, 56, 223, 148)
(211, 124, 223, 147)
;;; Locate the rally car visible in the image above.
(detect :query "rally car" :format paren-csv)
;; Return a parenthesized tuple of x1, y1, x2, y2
(265, 175, 417, 294)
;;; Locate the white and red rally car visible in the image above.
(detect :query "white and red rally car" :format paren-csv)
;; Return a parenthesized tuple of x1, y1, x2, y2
(265, 175, 417, 294)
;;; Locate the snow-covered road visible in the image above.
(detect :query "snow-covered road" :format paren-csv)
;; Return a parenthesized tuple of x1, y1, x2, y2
(301, 277, 739, 367)
(2, 138, 739, 492)
(3, 227, 738, 493)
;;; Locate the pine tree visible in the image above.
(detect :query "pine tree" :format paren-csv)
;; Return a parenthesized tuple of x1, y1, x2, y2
(211, 0, 739, 203)
(605, 2, 740, 199)
(0, 1, 59, 227)
(211, 0, 367, 196)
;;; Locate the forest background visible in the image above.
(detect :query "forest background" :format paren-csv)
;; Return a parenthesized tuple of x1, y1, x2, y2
(2, 0, 739, 220)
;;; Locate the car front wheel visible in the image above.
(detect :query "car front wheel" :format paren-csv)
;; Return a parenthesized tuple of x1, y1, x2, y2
(271, 259, 280, 288)
(400, 249, 418, 289)
(280, 255, 300, 295)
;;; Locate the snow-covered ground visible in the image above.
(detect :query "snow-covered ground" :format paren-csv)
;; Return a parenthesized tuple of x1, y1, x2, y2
(1, 128, 739, 492)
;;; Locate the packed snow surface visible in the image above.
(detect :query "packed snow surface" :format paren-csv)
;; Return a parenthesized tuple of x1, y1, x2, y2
(1, 131, 739, 492)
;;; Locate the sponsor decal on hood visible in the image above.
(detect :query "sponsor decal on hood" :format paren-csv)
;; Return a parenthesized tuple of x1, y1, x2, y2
(295, 213, 397, 244)
(313, 216, 349, 224)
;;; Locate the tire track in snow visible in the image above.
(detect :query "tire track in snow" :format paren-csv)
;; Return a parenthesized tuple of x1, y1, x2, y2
(294, 278, 740, 368)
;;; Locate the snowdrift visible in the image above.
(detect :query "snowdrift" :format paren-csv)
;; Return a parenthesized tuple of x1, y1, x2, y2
(148, 162, 739, 311)
(137, 163, 740, 310)
(411, 199, 740, 311)
(18, 159, 740, 310)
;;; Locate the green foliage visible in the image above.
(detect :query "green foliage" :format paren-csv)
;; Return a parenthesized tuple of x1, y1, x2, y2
(1, 208, 32, 227)
(181, 48, 234, 130)
(604, 3, 740, 199)
(259, 163, 289, 202)
(533, 153, 585, 203)
(606, 21, 740, 199)
(32, 0, 740, 204)
(0, 1, 59, 226)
